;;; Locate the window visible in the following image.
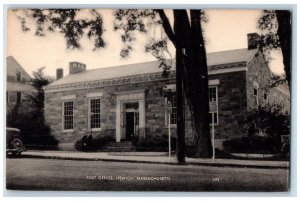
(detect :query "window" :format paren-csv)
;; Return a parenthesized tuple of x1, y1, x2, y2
(165, 92, 177, 125)
(10, 92, 16, 102)
(63, 101, 74, 130)
(263, 92, 268, 104)
(16, 71, 21, 82)
(209, 87, 218, 125)
(89, 98, 101, 130)
(16, 92, 21, 104)
(253, 87, 259, 107)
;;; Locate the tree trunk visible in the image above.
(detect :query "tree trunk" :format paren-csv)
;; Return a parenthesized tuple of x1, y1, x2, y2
(276, 10, 292, 90)
(173, 10, 186, 164)
(184, 10, 212, 157)
(173, 10, 212, 158)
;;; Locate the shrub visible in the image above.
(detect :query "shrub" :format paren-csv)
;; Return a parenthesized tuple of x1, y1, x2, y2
(93, 136, 115, 150)
(185, 145, 199, 158)
(244, 104, 290, 138)
(8, 113, 58, 150)
(74, 135, 114, 152)
(232, 104, 291, 154)
(133, 134, 176, 151)
(223, 136, 282, 154)
(74, 135, 94, 152)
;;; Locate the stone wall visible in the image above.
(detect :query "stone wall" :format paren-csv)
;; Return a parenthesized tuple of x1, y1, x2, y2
(45, 79, 176, 147)
(209, 71, 247, 141)
(246, 51, 272, 110)
(45, 70, 249, 149)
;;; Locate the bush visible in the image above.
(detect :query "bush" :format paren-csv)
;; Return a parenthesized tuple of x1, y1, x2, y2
(8, 113, 58, 150)
(133, 134, 176, 151)
(244, 104, 290, 138)
(74, 135, 114, 152)
(223, 136, 282, 154)
(74, 135, 94, 152)
(93, 136, 115, 150)
(230, 104, 291, 155)
(185, 145, 199, 158)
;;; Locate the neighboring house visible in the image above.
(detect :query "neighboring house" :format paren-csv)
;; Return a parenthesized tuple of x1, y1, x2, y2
(6, 56, 34, 118)
(44, 33, 290, 150)
(268, 83, 290, 113)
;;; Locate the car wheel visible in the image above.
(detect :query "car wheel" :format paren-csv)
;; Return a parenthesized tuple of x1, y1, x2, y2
(12, 138, 23, 150)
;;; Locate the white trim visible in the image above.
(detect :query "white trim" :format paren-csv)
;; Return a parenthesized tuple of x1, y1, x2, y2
(61, 94, 76, 100)
(208, 67, 247, 75)
(88, 97, 101, 131)
(62, 100, 74, 132)
(115, 91, 145, 142)
(116, 91, 145, 101)
(209, 79, 220, 86)
(86, 92, 103, 98)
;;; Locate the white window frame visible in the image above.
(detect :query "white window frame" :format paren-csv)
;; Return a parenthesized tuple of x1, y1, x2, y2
(209, 86, 219, 126)
(88, 97, 101, 131)
(62, 100, 74, 132)
(61, 95, 76, 132)
(87, 92, 103, 131)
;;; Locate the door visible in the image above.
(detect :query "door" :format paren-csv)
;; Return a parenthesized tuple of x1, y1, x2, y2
(125, 112, 135, 140)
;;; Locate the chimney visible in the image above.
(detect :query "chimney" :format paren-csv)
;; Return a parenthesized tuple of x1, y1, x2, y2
(56, 68, 63, 80)
(247, 33, 260, 50)
(69, 62, 86, 74)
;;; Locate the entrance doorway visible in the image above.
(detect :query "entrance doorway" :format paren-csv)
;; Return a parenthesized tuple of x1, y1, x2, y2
(123, 102, 139, 140)
(125, 112, 135, 140)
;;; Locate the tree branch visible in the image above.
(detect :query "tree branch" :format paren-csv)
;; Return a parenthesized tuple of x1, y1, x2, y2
(154, 9, 176, 47)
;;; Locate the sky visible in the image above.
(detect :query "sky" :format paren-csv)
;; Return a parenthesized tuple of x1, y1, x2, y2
(6, 9, 284, 78)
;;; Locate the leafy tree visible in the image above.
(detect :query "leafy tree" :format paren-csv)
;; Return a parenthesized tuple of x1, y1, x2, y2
(16, 9, 213, 160)
(223, 104, 290, 155)
(244, 104, 290, 139)
(29, 67, 53, 120)
(7, 67, 57, 149)
(258, 10, 292, 89)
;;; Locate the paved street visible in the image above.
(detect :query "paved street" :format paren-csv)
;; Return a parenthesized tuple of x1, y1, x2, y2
(6, 158, 289, 191)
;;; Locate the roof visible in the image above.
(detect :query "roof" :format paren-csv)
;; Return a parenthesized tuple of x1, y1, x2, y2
(48, 48, 258, 87)
(272, 83, 290, 96)
(6, 56, 31, 82)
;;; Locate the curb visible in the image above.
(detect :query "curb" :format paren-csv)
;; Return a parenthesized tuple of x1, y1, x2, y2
(20, 154, 289, 170)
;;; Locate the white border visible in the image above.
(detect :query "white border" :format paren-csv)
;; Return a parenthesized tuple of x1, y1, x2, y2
(1, 0, 298, 199)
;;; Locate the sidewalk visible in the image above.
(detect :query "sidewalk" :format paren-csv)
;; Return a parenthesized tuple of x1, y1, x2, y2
(21, 150, 289, 169)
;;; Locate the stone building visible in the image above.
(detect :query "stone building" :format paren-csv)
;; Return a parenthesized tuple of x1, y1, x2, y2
(6, 56, 34, 119)
(268, 83, 290, 113)
(44, 33, 289, 150)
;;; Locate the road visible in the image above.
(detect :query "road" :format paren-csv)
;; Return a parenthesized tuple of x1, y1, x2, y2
(6, 158, 289, 191)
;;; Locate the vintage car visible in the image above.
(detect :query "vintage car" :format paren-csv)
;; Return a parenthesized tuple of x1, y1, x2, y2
(6, 127, 26, 156)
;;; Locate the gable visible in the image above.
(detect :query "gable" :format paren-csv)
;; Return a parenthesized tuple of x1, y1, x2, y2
(7, 56, 32, 82)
